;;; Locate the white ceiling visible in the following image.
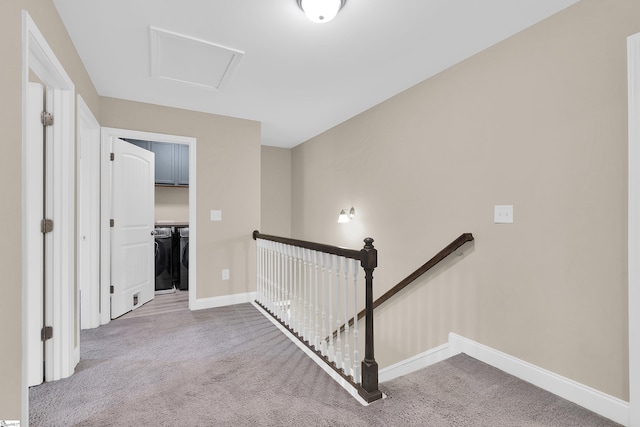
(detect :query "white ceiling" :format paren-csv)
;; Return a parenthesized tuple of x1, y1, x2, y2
(52, 0, 580, 148)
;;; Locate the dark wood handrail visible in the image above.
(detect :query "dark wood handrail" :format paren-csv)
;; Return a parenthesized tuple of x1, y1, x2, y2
(334, 233, 474, 335)
(253, 230, 362, 260)
(369, 232, 474, 314)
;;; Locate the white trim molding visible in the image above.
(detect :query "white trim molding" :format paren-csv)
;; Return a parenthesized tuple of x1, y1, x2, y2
(376, 334, 629, 425)
(379, 343, 450, 383)
(628, 31, 640, 427)
(22, 10, 77, 426)
(191, 292, 257, 311)
(76, 95, 101, 330)
(448, 333, 629, 426)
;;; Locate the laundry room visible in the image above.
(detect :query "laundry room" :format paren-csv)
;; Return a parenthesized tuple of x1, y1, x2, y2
(125, 139, 190, 295)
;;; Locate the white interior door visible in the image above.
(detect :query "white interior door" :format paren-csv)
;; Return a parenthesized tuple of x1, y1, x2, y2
(110, 138, 155, 319)
(26, 82, 44, 387)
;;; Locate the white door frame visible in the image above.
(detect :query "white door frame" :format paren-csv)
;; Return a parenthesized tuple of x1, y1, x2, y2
(21, 10, 78, 425)
(77, 95, 101, 330)
(628, 31, 640, 427)
(100, 127, 197, 325)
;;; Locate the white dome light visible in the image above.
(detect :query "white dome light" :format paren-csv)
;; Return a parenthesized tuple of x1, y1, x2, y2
(297, 0, 346, 24)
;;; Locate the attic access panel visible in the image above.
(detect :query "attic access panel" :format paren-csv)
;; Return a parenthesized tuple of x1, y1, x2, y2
(150, 26, 244, 90)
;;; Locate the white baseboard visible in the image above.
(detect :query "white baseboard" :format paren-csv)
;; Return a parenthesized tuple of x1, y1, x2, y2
(376, 333, 629, 425)
(448, 333, 630, 427)
(379, 343, 450, 383)
(190, 291, 256, 311)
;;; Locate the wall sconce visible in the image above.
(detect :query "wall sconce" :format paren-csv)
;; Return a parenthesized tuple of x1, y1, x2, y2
(337, 207, 355, 223)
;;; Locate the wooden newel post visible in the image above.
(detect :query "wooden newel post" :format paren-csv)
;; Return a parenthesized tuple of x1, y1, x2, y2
(359, 237, 383, 402)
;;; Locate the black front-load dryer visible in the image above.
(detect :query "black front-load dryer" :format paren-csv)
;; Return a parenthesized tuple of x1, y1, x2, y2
(154, 227, 173, 291)
(179, 227, 189, 290)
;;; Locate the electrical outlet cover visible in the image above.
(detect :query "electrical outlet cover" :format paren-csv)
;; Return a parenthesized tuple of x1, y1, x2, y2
(494, 205, 514, 224)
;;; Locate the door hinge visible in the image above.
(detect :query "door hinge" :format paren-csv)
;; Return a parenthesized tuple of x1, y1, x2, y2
(41, 111, 54, 126)
(41, 218, 54, 234)
(110, 219, 115, 228)
(110, 152, 115, 161)
(110, 285, 115, 294)
(41, 326, 53, 342)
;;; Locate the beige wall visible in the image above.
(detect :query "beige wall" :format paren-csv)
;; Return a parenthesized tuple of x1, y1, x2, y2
(100, 97, 261, 300)
(0, 0, 101, 420)
(0, 2, 25, 419)
(291, 0, 638, 400)
(261, 146, 292, 237)
(155, 186, 189, 223)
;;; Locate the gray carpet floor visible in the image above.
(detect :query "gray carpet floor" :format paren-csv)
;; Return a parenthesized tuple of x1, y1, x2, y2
(30, 303, 621, 426)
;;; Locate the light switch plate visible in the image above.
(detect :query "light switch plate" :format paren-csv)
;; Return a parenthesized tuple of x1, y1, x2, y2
(210, 210, 222, 221)
(494, 205, 514, 224)
(222, 269, 230, 280)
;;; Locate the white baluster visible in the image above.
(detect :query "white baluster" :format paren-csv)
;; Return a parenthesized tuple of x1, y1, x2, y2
(327, 253, 335, 362)
(303, 248, 309, 342)
(294, 247, 302, 334)
(297, 246, 303, 336)
(271, 242, 277, 315)
(271, 241, 276, 314)
(291, 246, 297, 332)
(282, 244, 287, 321)
(308, 249, 315, 343)
(256, 240, 261, 304)
(288, 244, 294, 327)
(321, 253, 327, 356)
(268, 242, 272, 309)
(335, 256, 342, 370)
(265, 241, 270, 310)
(287, 245, 294, 329)
(261, 240, 266, 306)
(314, 250, 320, 350)
(260, 240, 265, 307)
(352, 258, 360, 383)
(278, 243, 287, 323)
(281, 243, 290, 320)
(255, 240, 260, 304)
(274, 244, 278, 314)
(343, 257, 351, 376)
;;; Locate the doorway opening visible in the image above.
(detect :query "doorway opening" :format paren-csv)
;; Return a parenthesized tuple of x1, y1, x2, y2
(99, 128, 197, 324)
(122, 138, 190, 300)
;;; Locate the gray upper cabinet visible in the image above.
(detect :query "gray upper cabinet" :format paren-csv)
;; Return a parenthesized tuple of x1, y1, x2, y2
(176, 144, 190, 186)
(124, 139, 189, 187)
(126, 139, 149, 150)
(151, 142, 176, 185)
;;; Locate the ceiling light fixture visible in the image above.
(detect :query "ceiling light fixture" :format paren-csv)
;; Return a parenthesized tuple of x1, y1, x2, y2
(297, 0, 347, 24)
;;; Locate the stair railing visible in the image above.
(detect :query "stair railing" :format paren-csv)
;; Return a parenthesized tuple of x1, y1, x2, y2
(334, 233, 474, 336)
(252, 230, 383, 403)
